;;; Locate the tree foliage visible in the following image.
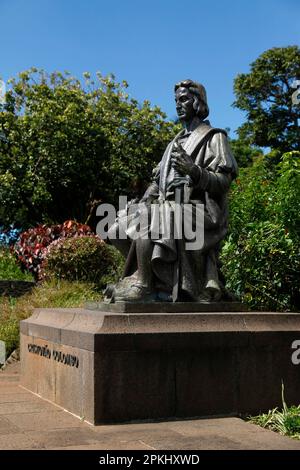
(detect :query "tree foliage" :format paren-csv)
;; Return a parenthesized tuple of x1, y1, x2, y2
(221, 151, 300, 311)
(228, 136, 263, 167)
(233, 46, 300, 152)
(0, 69, 178, 227)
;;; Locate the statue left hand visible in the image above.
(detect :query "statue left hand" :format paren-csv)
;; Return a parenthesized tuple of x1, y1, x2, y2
(171, 142, 194, 176)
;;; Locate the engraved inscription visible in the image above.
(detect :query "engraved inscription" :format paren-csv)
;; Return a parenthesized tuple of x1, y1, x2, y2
(27, 343, 79, 368)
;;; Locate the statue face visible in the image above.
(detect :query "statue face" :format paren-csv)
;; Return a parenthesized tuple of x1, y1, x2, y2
(175, 87, 196, 122)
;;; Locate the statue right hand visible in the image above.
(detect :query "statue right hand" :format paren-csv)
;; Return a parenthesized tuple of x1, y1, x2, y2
(167, 175, 190, 191)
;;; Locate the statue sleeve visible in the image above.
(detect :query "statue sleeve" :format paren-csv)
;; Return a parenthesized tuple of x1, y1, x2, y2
(192, 132, 238, 195)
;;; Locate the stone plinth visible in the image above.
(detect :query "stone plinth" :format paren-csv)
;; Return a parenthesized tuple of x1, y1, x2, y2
(20, 307, 300, 425)
(85, 300, 247, 313)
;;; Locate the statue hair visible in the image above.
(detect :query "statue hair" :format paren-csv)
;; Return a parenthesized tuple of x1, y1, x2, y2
(174, 79, 209, 120)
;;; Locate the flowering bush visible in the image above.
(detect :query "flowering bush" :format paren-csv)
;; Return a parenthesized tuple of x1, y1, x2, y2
(14, 220, 93, 278)
(40, 235, 115, 284)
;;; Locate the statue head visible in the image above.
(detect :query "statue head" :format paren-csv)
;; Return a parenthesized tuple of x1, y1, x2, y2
(174, 79, 209, 122)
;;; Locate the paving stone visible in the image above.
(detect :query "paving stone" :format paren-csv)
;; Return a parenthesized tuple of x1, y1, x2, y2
(0, 392, 42, 404)
(5, 410, 88, 431)
(0, 433, 38, 450)
(26, 427, 102, 449)
(51, 441, 153, 450)
(2, 361, 300, 450)
(0, 384, 24, 393)
(0, 401, 58, 415)
(0, 416, 22, 435)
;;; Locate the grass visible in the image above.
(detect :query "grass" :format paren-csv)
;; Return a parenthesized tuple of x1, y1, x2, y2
(0, 280, 103, 359)
(248, 383, 300, 440)
(0, 248, 34, 281)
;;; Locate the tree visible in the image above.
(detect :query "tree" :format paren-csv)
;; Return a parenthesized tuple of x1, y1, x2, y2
(233, 46, 300, 152)
(0, 69, 178, 228)
(226, 132, 263, 168)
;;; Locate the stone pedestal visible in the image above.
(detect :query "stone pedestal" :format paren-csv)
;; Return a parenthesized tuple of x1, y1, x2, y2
(20, 305, 300, 425)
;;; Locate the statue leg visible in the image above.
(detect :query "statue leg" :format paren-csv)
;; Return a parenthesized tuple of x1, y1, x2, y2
(200, 249, 222, 302)
(111, 236, 155, 302)
(135, 237, 153, 288)
(106, 209, 156, 302)
(107, 221, 131, 258)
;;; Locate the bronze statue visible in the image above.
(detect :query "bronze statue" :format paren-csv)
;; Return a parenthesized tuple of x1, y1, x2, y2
(106, 79, 238, 303)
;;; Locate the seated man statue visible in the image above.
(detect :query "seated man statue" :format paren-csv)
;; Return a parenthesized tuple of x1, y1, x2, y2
(106, 79, 238, 303)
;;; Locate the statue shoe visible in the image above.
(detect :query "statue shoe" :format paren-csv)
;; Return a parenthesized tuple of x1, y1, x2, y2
(114, 283, 155, 303)
(198, 280, 222, 303)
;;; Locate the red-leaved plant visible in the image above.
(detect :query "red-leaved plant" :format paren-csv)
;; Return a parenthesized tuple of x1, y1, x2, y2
(14, 220, 93, 278)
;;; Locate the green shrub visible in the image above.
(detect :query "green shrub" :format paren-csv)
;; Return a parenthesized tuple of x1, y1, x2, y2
(40, 235, 124, 286)
(222, 223, 299, 311)
(0, 248, 33, 281)
(221, 151, 300, 311)
(97, 244, 125, 288)
(249, 384, 300, 440)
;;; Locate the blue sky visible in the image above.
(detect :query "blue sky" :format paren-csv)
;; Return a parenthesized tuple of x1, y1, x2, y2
(1, 0, 299, 137)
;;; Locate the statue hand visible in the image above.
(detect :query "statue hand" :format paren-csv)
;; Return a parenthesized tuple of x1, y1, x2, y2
(167, 176, 190, 191)
(171, 142, 194, 176)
